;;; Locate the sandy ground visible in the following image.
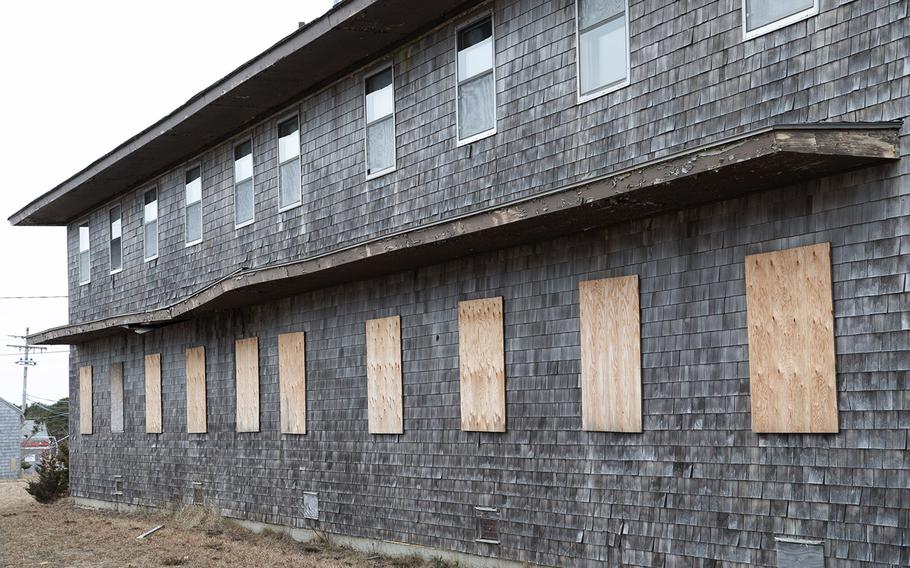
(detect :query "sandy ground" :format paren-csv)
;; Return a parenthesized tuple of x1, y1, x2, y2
(0, 480, 452, 568)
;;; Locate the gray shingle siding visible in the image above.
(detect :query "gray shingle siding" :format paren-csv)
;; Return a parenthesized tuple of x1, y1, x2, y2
(0, 399, 21, 479)
(66, 0, 909, 325)
(70, 155, 910, 565)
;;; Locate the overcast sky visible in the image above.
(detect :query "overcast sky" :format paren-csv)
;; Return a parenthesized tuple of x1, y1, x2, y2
(0, 1, 334, 406)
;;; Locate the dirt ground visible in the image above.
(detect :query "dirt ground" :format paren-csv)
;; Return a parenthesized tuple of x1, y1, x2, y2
(0, 480, 453, 568)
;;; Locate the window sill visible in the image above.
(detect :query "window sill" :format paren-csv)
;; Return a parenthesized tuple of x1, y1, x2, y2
(78, 280, 90, 287)
(185, 239, 203, 248)
(577, 78, 630, 105)
(278, 202, 302, 214)
(109, 268, 123, 276)
(742, 5, 819, 40)
(144, 255, 158, 263)
(456, 128, 496, 147)
(235, 220, 255, 230)
(366, 165, 396, 181)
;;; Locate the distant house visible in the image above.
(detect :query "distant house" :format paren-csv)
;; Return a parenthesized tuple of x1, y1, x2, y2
(21, 419, 54, 468)
(0, 398, 21, 479)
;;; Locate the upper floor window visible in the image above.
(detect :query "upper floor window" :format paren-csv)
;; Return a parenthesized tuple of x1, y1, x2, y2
(109, 205, 122, 273)
(78, 222, 90, 285)
(742, 0, 817, 39)
(576, 0, 630, 101)
(143, 188, 158, 261)
(185, 165, 203, 245)
(277, 117, 301, 210)
(456, 16, 496, 143)
(364, 66, 396, 177)
(234, 140, 254, 227)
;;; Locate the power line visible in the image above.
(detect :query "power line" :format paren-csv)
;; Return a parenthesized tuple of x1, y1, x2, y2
(0, 350, 69, 357)
(0, 295, 67, 299)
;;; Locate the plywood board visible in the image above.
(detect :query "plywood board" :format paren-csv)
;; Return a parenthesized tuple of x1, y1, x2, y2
(110, 362, 124, 433)
(235, 337, 260, 432)
(79, 365, 93, 435)
(579, 275, 642, 432)
(185, 346, 207, 434)
(278, 332, 307, 434)
(366, 316, 403, 434)
(745, 242, 838, 433)
(458, 297, 505, 432)
(145, 354, 162, 434)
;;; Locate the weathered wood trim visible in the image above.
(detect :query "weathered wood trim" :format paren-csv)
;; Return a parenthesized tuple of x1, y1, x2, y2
(27, 125, 901, 346)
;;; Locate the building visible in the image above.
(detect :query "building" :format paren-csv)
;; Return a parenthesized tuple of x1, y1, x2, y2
(0, 398, 22, 479)
(8, 0, 909, 566)
(21, 419, 55, 469)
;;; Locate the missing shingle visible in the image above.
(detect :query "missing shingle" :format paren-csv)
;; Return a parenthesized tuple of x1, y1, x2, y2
(474, 506, 500, 544)
(775, 536, 824, 568)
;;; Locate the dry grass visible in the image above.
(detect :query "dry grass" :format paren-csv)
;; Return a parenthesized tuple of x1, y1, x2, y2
(0, 480, 458, 568)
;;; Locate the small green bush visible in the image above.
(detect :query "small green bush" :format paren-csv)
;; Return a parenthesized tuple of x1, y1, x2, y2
(26, 443, 69, 504)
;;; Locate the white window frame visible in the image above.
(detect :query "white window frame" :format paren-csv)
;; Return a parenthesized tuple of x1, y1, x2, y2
(455, 13, 498, 146)
(363, 62, 397, 180)
(142, 187, 159, 262)
(233, 137, 255, 229)
(109, 203, 123, 275)
(78, 221, 91, 285)
(575, 0, 631, 104)
(741, 0, 818, 40)
(184, 163, 204, 247)
(276, 112, 303, 212)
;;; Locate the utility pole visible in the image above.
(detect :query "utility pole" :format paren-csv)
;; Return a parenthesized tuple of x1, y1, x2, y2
(7, 328, 46, 422)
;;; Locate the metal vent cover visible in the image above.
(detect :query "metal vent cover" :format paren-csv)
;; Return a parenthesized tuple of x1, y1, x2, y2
(776, 537, 824, 568)
(303, 492, 319, 520)
(475, 506, 500, 544)
(192, 482, 204, 505)
(113, 475, 123, 496)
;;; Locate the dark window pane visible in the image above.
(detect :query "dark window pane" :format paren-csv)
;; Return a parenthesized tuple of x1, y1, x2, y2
(234, 140, 252, 161)
(458, 18, 492, 51)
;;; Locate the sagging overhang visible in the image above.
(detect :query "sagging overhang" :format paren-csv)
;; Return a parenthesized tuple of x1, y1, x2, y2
(30, 123, 901, 345)
(8, 0, 483, 227)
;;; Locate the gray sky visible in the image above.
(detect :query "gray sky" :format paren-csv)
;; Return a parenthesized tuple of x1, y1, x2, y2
(0, 0, 333, 406)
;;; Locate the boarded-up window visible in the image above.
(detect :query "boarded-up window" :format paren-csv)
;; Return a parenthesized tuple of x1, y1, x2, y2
(745, 242, 838, 433)
(458, 297, 505, 432)
(579, 275, 642, 432)
(79, 366, 93, 435)
(366, 316, 403, 434)
(278, 332, 306, 434)
(235, 337, 260, 432)
(110, 362, 124, 433)
(185, 346, 207, 434)
(145, 354, 162, 434)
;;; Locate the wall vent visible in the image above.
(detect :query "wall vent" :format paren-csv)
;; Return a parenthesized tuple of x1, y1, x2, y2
(192, 482, 204, 505)
(474, 506, 500, 544)
(303, 492, 319, 520)
(113, 475, 123, 496)
(776, 537, 824, 568)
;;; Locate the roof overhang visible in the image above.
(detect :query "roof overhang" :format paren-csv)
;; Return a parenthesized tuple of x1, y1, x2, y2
(8, 0, 484, 227)
(29, 123, 901, 345)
